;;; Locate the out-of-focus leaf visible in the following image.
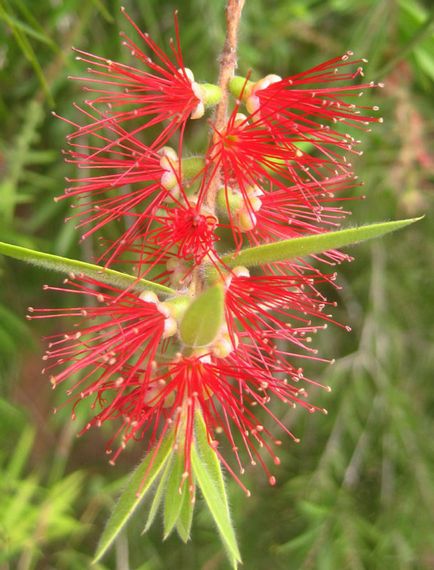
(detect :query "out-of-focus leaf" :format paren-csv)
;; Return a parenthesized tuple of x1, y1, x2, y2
(142, 457, 172, 534)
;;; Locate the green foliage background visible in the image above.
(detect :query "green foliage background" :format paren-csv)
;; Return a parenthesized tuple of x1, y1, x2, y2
(0, 0, 433, 568)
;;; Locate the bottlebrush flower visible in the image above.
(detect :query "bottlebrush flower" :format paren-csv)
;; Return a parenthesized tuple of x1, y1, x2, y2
(68, 8, 220, 149)
(28, 261, 341, 491)
(41, 38, 383, 490)
(207, 108, 331, 204)
(213, 56, 383, 243)
(58, 118, 169, 241)
(207, 108, 358, 249)
(26, 274, 186, 458)
(147, 200, 219, 265)
(1, 2, 414, 565)
(90, 178, 222, 279)
(56, 103, 206, 264)
(252, 174, 356, 241)
(234, 174, 359, 271)
(232, 52, 383, 142)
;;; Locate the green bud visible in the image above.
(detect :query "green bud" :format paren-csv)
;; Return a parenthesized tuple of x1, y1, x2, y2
(160, 295, 191, 321)
(229, 76, 254, 100)
(179, 284, 225, 347)
(199, 83, 223, 106)
(181, 156, 206, 180)
(217, 187, 244, 216)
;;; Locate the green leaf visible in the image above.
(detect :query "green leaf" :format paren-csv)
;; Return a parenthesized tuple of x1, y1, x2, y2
(0, 4, 53, 104)
(90, 0, 115, 22)
(194, 412, 228, 501)
(163, 451, 189, 539)
(176, 481, 195, 543)
(7, 427, 34, 480)
(219, 218, 422, 269)
(142, 458, 172, 534)
(0, 241, 174, 296)
(93, 434, 174, 563)
(192, 411, 241, 568)
(179, 284, 225, 347)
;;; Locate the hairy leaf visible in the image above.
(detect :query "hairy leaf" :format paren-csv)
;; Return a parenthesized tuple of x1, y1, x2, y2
(0, 241, 174, 295)
(94, 434, 174, 563)
(219, 218, 422, 269)
(192, 411, 241, 568)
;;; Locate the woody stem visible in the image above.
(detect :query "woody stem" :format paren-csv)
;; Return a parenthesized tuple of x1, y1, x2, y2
(205, 0, 245, 212)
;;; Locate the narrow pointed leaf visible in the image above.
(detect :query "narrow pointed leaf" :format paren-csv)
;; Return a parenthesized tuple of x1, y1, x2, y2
(192, 411, 241, 568)
(191, 448, 240, 568)
(0, 241, 174, 295)
(194, 412, 227, 500)
(142, 457, 172, 534)
(220, 218, 422, 269)
(176, 481, 195, 543)
(179, 284, 225, 347)
(93, 434, 174, 563)
(163, 451, 187, 539)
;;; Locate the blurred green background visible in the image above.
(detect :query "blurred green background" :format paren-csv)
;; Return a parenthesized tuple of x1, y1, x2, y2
(0, 0, 433, 568)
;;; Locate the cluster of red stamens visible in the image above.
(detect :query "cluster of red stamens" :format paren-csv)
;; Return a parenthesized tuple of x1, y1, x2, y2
(29, 8, 382, 493)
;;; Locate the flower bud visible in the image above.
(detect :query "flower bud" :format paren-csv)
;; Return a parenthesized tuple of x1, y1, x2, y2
(160, 295, 191, 320)
(217, 186, 244, 213)
(159, 147, 180, 195)
(139, 291, 159, 305)
(181, 67, 206, 120)
(246, 74, 282, 114)
(237, 210, 257, 232)
(162, 316, 178, 339)
(233, 266, 250, 278)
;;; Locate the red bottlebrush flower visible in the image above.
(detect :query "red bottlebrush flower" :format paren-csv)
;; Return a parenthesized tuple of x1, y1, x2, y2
(241, 52, 383, 138)
(93, 177, 221, 279)
(206, 108, 358, 249)
(148, 278, 336, 491)
(105, 205, 219, 286)
(155, 354, 287, 492)
(253, 175, 356, 241)
(27, 267, 338, 490)
(59, 121, 169, 245)
(68, 9, 205, 149)
(147, 200, 219, 265)
(225, 268, 341, 361)
(240, 174, 359, 270)
(207, 107, 331, 205)
(26, 274, 184, 459)
(211, 56, 383, 245)
(55, 104, 208, 265)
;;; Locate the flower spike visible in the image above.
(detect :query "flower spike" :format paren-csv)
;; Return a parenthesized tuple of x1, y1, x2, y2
(15, 5, 408, 563)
